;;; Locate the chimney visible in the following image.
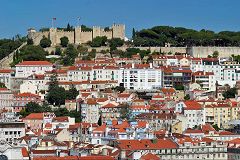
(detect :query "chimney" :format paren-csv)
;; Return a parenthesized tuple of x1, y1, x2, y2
(150, 63, 153, 69)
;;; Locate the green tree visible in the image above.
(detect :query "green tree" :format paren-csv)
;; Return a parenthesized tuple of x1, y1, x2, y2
(40, 36, 51, 48)
(66, 85, 79, 100)
(62, 44, 78, 65)
(60, 36, 69, 47)
(212, 124, 221, 131)
(90, 36, 107, 47)
(77, 45, 88, 55)
(0, 82, 6, 88)
(184, 94, 190, 100)
(46, 72, 66, 106)
(223, 87, 237, 99)
(175, 84, 184, 90)
(119, 104, 132, 120)
(132, 28, 136, 39)
(55, 47, 62, 55)
(109, 38, 124, 51)
(11, 45, 47, 66)
(46, 86, 66, 106)
(212, 51, 219, 58)
(27, 38, 34, 45)
(113, 86, 125, 93)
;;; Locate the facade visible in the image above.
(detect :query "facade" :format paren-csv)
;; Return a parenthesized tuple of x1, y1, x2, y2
(81, 98, 101, 123)
(119, 64, 162, 90)
(176, 100, 205, 128)
(13, 92, 42, 112)
(0, 69, 14, 89)
(0, 122, 25, 143)
(15, 61, 53, 78)
(192, 71, 216, 91)
(0, 88, 13, 109)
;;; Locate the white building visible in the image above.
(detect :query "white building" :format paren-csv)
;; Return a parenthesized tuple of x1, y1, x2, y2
(119, 63, 162, 90)
(0, 69, 14, 89)
(0, 88, 13, 109)
(192, 71, 216, 91)
(0, 122, 25, 143)
(81, 98, 101, 123)
(176, 101, 205, 128)
(15, 61, 53, 78)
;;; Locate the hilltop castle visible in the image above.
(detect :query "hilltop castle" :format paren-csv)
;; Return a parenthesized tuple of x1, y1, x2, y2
(28, 24, 125, 46)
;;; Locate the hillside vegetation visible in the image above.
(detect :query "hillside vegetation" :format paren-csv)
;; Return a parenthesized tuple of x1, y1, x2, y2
(0, 37, 24, 60)
(133, 26, 240, 47)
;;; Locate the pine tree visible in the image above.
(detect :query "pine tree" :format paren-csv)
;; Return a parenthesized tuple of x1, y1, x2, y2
(132, 28, 136, 39)
(67, 23, 71, 31)
(13, 52, 16, 62)
(15, 49, 19, 60)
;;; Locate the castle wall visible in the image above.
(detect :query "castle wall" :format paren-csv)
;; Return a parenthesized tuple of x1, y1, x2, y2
(29, 32, 49, 45)
(112, 24, 125, 39)
(28, 24, 125, 45)
(54, 31, 75, 45)
(93, 26, 101, 38)
(189, 47, 240, 58)
(80, 32, 93, 44)
(75, 27, 81, 45)
(101, 30, 112, 39)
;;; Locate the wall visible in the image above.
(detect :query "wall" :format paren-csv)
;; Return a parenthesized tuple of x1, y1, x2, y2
(29, 24, 125, 46)
(189, 47, 240, 58)
(112, 24, 125, 39)
(80, 31, 93, 44)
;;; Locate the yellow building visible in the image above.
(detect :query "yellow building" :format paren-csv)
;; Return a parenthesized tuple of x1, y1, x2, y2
(204, 100, 240, 129)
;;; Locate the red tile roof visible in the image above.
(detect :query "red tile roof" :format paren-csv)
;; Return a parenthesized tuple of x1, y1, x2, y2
(16, 61, 53, 66)
(117, 139, 178, 150)
(53, 116, 69, 122)
(21, 147, 29, 158)
(140, 153, 160, 160)
(15, 92, 40, 98)
(25, 113, 43, 120)
(184, 100, 202, 110)
(102, 103, 118, 108)
(0, 69, 14, 73)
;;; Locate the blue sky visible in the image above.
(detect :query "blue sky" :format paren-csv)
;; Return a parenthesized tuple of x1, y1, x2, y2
(0, 0, 239, 38)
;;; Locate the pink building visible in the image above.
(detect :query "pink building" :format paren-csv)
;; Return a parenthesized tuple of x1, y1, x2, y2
(13, 92, 42, 112)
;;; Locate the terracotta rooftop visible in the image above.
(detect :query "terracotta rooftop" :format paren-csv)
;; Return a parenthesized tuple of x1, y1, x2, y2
(117, 139, 178, 150)
(16, 61, 53, 66)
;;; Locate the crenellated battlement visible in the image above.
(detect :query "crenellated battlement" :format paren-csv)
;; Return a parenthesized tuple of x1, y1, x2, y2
(29, 23, 125, 46)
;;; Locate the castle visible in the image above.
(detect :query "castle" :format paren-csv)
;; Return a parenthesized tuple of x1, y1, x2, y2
(28, 24, 125, 46)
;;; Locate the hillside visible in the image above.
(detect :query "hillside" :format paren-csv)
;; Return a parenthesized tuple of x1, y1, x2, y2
(0, 38, 24, 60)
(133, 26, 240, 47)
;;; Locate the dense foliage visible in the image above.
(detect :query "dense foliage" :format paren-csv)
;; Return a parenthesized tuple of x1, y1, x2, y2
(90, 36, 107, 47)
(0, 38, 23, 60)
(60, 36, 69, 47)
(20, 102, 81, 122)
(46, 73, 79, 106)
(12, 45, 47, 66)
(223, 87, 237, 99)
(62, 44, 78, 65)
(133, 26, 240, 47)
(40, 36, 51, 48)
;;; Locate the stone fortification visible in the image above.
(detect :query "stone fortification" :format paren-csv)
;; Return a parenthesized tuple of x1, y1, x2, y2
(28, 24, 125, 46)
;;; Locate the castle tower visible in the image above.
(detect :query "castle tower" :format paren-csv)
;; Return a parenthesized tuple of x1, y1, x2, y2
(75, 26, 82, 44)
(27, 28, 37, 40)
(93, 26, 101, 39)
(112, 24, 125, 40)
(49, 28, 57, 46)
